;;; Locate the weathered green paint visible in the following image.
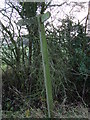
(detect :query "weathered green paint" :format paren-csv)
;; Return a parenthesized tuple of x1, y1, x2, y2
(17, 11, 53, 117)
(17, 12, 50, 26)
(17, 17, 37, 26)
(41, 12, 51, 22)
(37, 12, 53, 118)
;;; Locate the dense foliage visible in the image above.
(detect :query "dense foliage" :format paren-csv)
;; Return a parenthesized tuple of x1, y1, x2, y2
(0, 1, 90, 118)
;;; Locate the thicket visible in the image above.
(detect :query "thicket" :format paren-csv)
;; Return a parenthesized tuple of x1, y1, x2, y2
(0, 1, 90, 118)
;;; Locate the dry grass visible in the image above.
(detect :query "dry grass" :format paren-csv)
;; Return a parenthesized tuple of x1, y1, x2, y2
(2, 103, 89, 118)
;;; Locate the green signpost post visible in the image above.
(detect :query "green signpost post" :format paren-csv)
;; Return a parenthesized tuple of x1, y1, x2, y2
(17, 12, 53, 118)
